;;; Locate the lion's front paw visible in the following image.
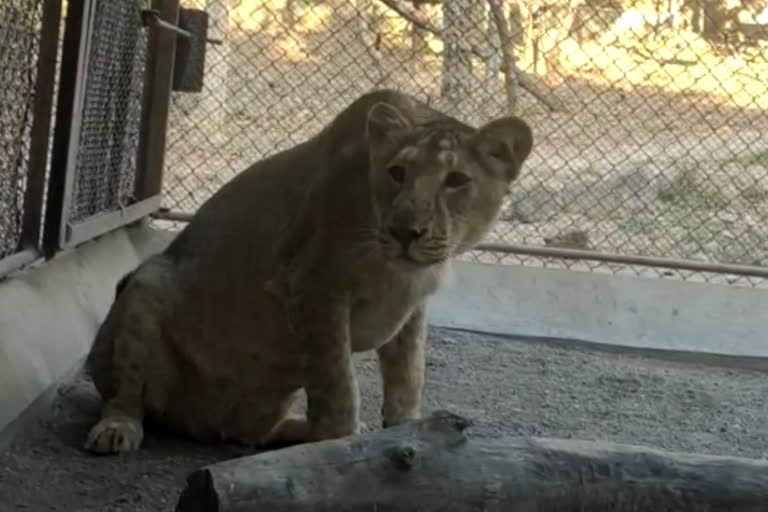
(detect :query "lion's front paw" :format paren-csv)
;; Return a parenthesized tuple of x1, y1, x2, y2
(84, 417, 144, 454)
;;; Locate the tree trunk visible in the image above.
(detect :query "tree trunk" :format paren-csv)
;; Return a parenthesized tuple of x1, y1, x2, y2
(485, 1, 502, 79)
(199, 0, 230, 145)
(487, 0, 519, 114)
(324, 0, 353, 31)
(668, 0, 683, 30)
(354, 0, 386, 87)
(410, 0, 434, 55)
(468, 0, 489, 60)
(653, 0, 665, 39)
(702, 0, 728, 39)
(440, 0, 474, 111)
(508, 1, 530, 55)
(175, 410, 768, 512)
(281, 0, 298, 27)
(691, 0, 704, 33)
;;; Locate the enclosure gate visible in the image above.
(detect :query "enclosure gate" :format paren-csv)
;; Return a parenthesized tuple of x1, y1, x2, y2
(0, 0, 179, 277)
(0, 0, 59, 275)
(43, 0, 178, 254)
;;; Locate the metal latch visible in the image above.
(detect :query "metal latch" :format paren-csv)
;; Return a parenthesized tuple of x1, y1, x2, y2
(140, 7, 222, 45)
(140, 8, 192, 38)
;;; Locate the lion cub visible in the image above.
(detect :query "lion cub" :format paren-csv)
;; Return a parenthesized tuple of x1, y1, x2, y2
(83, 89, 533, 454)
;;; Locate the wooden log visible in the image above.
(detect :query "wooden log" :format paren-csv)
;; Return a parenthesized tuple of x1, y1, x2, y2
(175, 410, 768, 512)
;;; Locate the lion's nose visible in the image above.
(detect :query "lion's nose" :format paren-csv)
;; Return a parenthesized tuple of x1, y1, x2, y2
(388, 226, 426, 249)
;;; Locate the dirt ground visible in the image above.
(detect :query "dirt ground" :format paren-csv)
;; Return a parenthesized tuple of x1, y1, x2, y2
(2, 327, 768, 511)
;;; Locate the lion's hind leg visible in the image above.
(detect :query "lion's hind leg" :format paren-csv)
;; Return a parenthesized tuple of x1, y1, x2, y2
(84, 259, 174, 454)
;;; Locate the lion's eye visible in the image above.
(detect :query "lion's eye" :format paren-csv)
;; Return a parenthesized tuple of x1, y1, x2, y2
(388, 165, 406, 184)
(444, 172, 471, 189)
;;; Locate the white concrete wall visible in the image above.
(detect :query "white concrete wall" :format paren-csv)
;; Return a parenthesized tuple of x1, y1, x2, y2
(0, 223, 175, 438)
(429, 260, 768, 362)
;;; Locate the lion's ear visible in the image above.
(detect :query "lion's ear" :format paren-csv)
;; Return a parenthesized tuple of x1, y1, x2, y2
(366, 102, 412, 148)
(472, 116, 533, 183)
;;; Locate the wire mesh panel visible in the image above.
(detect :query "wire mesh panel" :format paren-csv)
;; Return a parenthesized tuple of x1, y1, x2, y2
(161, 0, 768, 286)
(68, 1, 149, 223)
(0, 0, 44, 259)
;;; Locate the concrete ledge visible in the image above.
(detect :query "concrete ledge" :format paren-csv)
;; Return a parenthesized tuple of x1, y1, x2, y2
(428, 260, 768, 363)
(0, 223, 175, 437)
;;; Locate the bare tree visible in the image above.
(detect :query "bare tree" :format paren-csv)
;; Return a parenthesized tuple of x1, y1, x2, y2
(324, 0, 356, 31)
(376, 0, 565, 112)
(540, 0, 581, 79)
(653, 0, 665, 38)
(485, 2, 503, 79)
(441, 0, 475, 109)
(198, 0, 231, 145)
(354, 0, 387, 87)
(468, 0, 490, 57)
(488, 0, 520, 113)
(509, 1, 532, 53)
(410, 0, 437, 55)
(668, 0, 684, 30)
(702, 0, 729, 39)
(282, 0, 299, 27)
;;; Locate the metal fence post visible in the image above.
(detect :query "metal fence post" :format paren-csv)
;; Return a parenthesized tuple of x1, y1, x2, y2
(20, 0, 62, 254)
(42, 0, 94, 257)
(135, 0, 182, 202)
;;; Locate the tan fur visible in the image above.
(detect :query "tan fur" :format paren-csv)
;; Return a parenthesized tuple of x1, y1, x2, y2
(83, 89, 534, 454)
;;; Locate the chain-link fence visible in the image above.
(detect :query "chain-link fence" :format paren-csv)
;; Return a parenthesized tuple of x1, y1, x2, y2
(160, 0, 768, 287)
(0, 0, 44, 260)
(67, 1, 149, 224)
(0, 0, 169, 276)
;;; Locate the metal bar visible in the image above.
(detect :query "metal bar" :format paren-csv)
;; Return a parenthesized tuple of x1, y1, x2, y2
(475, 242, 768, 279)
(134, 0, 182, 201)
(21, 0, 62, 251)
(151, 210, 768, 278)
(150, 208, 194, 222)
(42, 0, 95, 257)
(57, 0, 97, 249)
(0, 249, 41, 279)
(140, 8, 192, 38)
(65, 196, 162, 248)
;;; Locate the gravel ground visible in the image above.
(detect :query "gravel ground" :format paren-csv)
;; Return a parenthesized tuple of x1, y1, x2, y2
(2, 327, 768, 511)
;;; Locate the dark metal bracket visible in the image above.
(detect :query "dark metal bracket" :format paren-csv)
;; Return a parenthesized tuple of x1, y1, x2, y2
(140, 8, 191, 38)
(171, 7, 220, 92)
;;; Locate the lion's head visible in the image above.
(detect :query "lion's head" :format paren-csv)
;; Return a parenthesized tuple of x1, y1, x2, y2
(364, 101, 533, 267)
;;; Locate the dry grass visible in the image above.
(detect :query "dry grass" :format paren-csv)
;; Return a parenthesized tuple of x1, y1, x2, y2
(162, 2, 768, 285)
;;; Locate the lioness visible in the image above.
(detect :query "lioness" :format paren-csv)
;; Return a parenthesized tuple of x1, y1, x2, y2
(84, 89, 533, 454)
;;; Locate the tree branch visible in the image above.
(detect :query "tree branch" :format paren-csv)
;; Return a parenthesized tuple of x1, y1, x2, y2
(374, 0, 566, 112)
(376, 0, 444, 39)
